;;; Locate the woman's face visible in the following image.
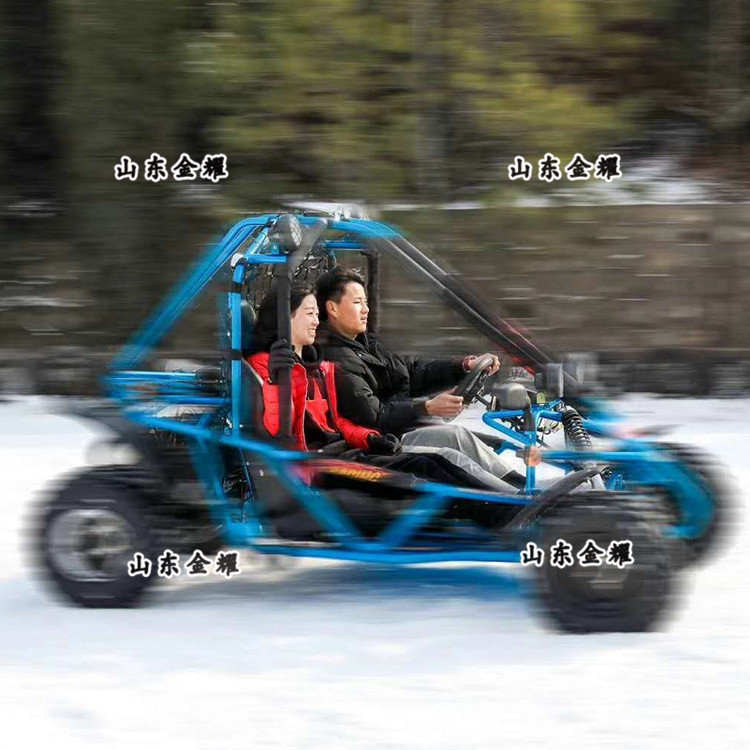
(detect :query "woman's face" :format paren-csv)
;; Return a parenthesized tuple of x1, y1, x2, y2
(290, 294, 320, 349)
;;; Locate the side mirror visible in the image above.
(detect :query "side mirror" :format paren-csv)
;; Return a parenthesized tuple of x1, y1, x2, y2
(270, 214, 304, 254)
(494, 382, 531, 411)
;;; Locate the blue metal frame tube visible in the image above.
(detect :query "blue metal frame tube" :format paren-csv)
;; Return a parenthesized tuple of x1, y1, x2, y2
(112, 216, 274, 370)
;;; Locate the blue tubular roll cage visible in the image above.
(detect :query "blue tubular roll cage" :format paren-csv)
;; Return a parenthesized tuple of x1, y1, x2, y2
(112, 216, 276, 371)
(479, 400, 713, 539)
(105, 215, 532, 564)
(480, 401, 563, 493)
(105, 213, 714, 560)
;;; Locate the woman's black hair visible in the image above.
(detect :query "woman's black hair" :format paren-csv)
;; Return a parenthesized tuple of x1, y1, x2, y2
(252, 282, 315, 353)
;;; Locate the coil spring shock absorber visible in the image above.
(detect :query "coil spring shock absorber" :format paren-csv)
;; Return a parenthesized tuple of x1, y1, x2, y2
(561, 407, 592, 450)
(561, 407, 612, 483)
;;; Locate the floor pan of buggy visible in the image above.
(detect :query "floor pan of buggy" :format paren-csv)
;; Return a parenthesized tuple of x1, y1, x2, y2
(253, 456, 522, 541)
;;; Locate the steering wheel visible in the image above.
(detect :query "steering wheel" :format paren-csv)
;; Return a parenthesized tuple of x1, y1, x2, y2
(451, 353, 495, 413)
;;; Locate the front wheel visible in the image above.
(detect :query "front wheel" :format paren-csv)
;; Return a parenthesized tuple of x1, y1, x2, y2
(658, 442, 732, 566)
(533, 493, 676, 633)
(35, 468, 160, 607)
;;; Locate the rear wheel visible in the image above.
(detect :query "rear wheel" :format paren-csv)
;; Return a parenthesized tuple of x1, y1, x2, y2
(36, 468, 160, 607)
(533, 493, 675, 633)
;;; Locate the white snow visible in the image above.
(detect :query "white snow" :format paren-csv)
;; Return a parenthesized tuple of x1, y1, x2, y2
(0, 395, 747, 749)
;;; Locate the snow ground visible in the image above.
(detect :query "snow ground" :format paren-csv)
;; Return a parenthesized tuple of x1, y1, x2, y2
(0, 396, 747, 749)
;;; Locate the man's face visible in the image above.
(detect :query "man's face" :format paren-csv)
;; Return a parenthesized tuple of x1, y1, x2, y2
(327, 282, 369, 338)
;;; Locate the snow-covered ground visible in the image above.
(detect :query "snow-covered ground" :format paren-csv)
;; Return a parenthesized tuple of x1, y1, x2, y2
(0, 396, 747, 749)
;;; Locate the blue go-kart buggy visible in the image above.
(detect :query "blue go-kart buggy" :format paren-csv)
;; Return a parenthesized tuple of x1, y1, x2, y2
(35, 208, 730, 632)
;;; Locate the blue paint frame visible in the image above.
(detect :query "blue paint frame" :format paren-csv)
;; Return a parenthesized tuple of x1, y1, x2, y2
(479, 400, 715, 540)
(105, 214, 718, 566)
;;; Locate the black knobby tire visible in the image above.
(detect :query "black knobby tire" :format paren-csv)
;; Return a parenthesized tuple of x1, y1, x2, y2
(534, 492, 675, 633)
(658, 442, 733, 566)
(35, 467, 161, 608)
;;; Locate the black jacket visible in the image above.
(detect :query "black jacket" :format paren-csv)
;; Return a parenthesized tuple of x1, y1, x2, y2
(317, 323, 465, 437)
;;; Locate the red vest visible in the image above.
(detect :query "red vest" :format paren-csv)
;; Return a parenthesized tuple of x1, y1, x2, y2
(247, 352, 377, 452)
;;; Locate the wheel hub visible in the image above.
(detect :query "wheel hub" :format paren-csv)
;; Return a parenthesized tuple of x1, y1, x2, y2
(48, 508, 136, 581)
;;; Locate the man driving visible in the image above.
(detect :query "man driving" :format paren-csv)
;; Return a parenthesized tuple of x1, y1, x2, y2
(315, 268, 525, 490)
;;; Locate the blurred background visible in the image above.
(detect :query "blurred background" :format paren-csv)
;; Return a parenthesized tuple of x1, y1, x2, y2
(1, 0, 749, 395)
(1, 6, 748, 748)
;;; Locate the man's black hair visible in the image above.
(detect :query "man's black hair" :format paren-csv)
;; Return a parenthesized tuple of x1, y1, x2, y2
(315, 267, 366, 321)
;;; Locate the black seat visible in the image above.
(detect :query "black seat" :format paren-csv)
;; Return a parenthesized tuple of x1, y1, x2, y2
(223, 299, 325, 537)
(225, 299, 271, 438)
(238, 359, 271, 437)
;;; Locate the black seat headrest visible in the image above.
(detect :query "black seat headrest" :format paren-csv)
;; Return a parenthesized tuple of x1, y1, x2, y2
(240, 300, 256, 358)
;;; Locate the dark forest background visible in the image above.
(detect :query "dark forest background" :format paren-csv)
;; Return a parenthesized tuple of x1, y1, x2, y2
(1, 1, 749, 395)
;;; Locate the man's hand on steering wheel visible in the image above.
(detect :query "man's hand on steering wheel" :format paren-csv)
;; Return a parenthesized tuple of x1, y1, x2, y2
(425, 388, 464, 418)
(424, 354, 501, 420)
(461, 353, 501, 375)
(449, 353, 498, 417)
